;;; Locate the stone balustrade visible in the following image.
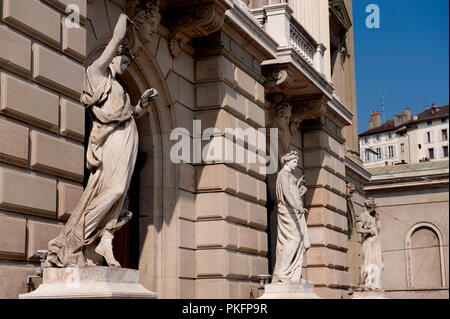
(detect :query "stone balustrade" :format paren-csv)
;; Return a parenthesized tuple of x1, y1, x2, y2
(251, 2, 325, 75)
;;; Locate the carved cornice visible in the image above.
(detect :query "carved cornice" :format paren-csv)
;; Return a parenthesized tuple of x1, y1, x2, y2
(329, 0, 352, 32)
(165, 0, 232, 57)
(289, 97, 327, 135)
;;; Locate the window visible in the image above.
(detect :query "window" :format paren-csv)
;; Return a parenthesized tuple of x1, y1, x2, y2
(365, 137, 369, 144)
(401, 143, 405, 153)
(444, 146, 449, 158)
(442, 118, 447, 124)
(426, 131, 433, 143)
(427, 120, 433, 126)
(376, 147, 382, 160)
(376, 134, 380, 142)
(388, 146, 395, 158)
(428, 148, 435, 159)
(388, 133, 393, 140)
(442, 129, 448, 141)
(365, 150, 371, 162)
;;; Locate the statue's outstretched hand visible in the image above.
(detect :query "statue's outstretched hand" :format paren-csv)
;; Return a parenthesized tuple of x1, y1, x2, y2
(140, 88, 158, 108)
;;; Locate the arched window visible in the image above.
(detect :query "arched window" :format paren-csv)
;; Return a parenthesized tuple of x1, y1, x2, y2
(405, 223, 447, 288)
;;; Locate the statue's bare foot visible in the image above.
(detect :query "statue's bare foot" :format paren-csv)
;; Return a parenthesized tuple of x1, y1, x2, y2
(95, 237, 121, 267)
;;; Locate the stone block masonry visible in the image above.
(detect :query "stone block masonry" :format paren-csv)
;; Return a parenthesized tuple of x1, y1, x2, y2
(0, 0, 86, 298)
(302, 123, 351, 298)
(193, 49, 270, 298)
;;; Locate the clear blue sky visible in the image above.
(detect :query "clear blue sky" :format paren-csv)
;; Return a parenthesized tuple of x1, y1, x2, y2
(353, 0, 449, 133)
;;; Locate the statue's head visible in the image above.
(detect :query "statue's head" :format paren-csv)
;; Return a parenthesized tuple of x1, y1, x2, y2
(110, 45, 134, 75)
(134, 0, 161, 44)
(364, 197, 377, 215)
(281, 150, 299, 171)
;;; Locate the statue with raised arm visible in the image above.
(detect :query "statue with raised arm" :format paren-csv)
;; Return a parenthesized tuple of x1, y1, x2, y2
(272, 151, 310, 283)
(44, 12, 159, 268)
(355, 197, 384, 290)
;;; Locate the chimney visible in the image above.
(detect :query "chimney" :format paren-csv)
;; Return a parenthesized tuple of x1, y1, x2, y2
(394, 114, 402, 127)
(369, 111, 381, 129)
(431, 103, 437, 113)
(405, 106, 411, 120)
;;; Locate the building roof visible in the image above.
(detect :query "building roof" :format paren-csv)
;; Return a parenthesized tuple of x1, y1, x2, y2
(406, 104, 449, 127)
(367, 159, 449, 176)
(359, 119, 395, 137)
(359, 104, 449, 137)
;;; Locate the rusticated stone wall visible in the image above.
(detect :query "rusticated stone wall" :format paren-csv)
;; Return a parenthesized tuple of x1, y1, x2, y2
(0, 0, 86, 298)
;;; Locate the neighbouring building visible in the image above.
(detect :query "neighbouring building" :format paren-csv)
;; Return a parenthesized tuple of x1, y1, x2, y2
(364, 160, 449, 299)
(1, 0, 369, 299)
(359, 104, 449, 168)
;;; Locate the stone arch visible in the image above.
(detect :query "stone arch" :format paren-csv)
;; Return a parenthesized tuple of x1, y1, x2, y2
(405, 222, 446, 288)
(85, 36, 180, 298)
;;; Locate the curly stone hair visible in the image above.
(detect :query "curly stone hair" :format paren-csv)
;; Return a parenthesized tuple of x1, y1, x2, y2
(115, 44, 134, 61)
(281, 150, 299, 165)
(364, 197, 377, 210)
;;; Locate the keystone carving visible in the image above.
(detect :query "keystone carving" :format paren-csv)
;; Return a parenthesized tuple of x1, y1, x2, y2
(125, 0, 161, 57)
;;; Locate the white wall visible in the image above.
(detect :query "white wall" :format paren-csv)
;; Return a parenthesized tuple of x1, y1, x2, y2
(409, 119, 449, 162)
(359, 130, 401, 168)
(359, 116, 449, 168)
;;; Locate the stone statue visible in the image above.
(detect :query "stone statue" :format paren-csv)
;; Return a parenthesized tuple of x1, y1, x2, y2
(44, 13, 158, 268)
(355, 197, 384, 290)
(272, 151, 310, 283)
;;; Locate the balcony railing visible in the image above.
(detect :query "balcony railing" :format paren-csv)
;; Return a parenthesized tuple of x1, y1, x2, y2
(250, 3, 325, 74)
(289, 16, 316, 66)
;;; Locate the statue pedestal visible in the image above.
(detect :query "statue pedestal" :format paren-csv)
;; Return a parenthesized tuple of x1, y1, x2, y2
(352, 290, 387, 299)
(258, 282, 321, 299)
(19, 266, 158, 299)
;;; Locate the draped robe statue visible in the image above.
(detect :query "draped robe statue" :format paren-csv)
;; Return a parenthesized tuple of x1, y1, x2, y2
(44, 13, 159, 268)
(355, 198, 384, 290)
(272, 151, 310, 283)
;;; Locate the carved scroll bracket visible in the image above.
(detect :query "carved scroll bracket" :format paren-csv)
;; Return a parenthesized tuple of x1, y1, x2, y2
(263, 67, 294, 92)
(166, 0, 231, 58)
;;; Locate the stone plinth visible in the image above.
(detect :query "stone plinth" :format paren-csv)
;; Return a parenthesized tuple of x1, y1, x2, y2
(352, 290, 387, 299)
(258, 282, 321, 299)
(19, 266, 158, 299)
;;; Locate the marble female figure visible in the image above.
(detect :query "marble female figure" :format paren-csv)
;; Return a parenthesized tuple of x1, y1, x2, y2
(45, 13, 159, 268)
(355, 198, 384, 290)
(272, 151, 310, 283)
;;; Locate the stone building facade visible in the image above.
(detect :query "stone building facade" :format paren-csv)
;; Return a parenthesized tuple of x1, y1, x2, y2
(0, 0, 369, 299)
(365, 161, 449, 299)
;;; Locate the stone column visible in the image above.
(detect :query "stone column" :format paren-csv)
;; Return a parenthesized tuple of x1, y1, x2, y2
(299, 99, 350, 298)
(194, 31, 269, 299)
